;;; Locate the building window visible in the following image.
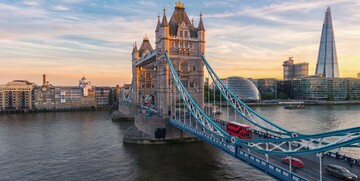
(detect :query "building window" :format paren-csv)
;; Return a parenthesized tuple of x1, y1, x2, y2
(193, 66, 196, 71)
(184, 31, 188, 38)
(190, 82, 194, 88)
(180, 31, 183, 37)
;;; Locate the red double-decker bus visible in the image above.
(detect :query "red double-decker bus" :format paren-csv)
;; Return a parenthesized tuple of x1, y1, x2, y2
(226, 121, 253, 139)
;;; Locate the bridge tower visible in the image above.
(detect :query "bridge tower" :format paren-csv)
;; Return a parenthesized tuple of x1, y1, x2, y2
(155, 1, 205, 116)
(130, 1, 205, 116)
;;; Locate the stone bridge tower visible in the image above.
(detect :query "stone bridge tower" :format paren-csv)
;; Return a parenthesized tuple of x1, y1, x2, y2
(131, 1, 205, 117)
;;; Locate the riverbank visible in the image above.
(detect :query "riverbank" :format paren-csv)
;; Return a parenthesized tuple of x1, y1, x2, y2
(206, 100, 360, 107)
(0, 106, 116, 115)
(249, 100, 360, 106)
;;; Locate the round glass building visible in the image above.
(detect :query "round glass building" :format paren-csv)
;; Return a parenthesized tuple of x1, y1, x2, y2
(225, 76, 261, 101)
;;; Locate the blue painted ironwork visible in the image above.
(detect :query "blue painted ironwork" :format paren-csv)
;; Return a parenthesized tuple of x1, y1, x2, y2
(201, 54, 294, 137)
(140, 105, 158, 114)
(170, 119, 309, 181)
(165, 52, 229, 139)
(125, 76, 134, 103)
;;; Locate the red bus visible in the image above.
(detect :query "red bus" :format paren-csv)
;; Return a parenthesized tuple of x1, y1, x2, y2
(226, 122, 253, 139)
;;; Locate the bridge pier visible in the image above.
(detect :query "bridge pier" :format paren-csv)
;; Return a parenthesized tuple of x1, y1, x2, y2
(123, 116, 197, 144)
(111, 103, 137, 120)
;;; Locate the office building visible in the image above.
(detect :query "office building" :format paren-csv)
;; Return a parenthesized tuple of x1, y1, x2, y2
(315, 7, 340, 77)
(283, 57, 308, 80)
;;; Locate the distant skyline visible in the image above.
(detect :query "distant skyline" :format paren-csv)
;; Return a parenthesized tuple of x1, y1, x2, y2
(1, 0, 360, 86)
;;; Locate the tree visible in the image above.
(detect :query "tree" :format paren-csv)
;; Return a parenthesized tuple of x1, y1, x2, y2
(261, 93, 274, 100)
(327, 94, 334, 101)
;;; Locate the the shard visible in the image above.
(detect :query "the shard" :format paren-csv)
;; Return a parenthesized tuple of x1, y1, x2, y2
(315, 7, 339, 77)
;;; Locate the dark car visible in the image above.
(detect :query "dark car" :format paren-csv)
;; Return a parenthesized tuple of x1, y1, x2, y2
(325, 164, 358, 180)
(282, 157, 304, 168)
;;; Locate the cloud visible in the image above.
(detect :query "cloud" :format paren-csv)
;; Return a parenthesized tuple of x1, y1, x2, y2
(23, 1, 41, 6)
(52, 5, 71, 11)
(59, 0, 86, 3)
(0, 0, 360, 85)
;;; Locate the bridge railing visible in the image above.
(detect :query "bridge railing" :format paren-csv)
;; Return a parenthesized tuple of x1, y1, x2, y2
(253, 129, 360, 166)
(170, 118, 308, 181)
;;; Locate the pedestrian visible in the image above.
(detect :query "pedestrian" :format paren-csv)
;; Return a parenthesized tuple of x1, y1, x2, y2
(336, 152, 339, 159)
(350, 159, 353, 167)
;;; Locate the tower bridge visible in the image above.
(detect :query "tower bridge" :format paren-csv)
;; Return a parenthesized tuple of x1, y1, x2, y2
(120, 2, 360, 180)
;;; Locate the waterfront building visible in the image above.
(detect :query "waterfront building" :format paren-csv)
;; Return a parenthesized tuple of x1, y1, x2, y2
(79, 76, 92, 96)
(54, 86, 96, 109)
(252, 78, 278, 100)
(94, 86, 112, 107)
(223, 76, 260, 101)
(34, 74, 56, 110)
(293, 77, 349, 100)
(315, 7, 340, 77)
(131, 1, 205, 115)
(0, 80, 35, 110)
(347, 78, 360, 100)
(283, 57, 308, 80)
(277, 80, 293, 99)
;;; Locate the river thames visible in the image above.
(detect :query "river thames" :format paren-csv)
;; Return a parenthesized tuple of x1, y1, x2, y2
(0, 105, 360, 181)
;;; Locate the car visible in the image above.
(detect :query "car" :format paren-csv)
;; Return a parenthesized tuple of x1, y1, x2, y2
(282, 157, 304, 169)
(325, 164, 358, 180)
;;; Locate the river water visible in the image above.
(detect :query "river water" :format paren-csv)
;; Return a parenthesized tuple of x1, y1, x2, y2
(0, 105, 359, 181)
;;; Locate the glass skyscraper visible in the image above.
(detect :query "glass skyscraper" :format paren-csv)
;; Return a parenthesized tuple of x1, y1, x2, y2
(315, 7, 340, 77)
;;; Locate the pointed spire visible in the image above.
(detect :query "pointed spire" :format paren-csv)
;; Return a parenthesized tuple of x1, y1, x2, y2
(315, 6, 339, 77)
(198, 12, 205, 31)
(191, 18, 194, 26)
(155, 14, 161, 32)
(162, 7, 168, 27)
(324, 6, 332, 23)
(132, 43, 135, 54)
(132, 42, 138, 55)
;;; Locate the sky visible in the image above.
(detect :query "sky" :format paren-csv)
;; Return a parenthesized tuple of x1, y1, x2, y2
(0, 0, 360, 86)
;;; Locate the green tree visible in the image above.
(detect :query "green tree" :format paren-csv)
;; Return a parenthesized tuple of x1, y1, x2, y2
(261, 93, 274, 100)
(327, 94, 334, 101)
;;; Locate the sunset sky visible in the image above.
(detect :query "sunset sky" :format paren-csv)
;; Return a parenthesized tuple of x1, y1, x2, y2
(0, 0, 360, 86)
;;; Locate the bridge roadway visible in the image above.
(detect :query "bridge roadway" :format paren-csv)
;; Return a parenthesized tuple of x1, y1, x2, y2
(172, 116, 359, 180)
(250, 134, 360, 181)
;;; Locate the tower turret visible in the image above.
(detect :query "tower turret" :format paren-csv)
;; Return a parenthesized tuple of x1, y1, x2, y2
(161, 7, 168, 27)
(155, 14, 161, 33)
(132, 42, 139, 60)
(158, 7, 170, 54)
(197, 13, 206, 54)
(198, 12, 205, 31)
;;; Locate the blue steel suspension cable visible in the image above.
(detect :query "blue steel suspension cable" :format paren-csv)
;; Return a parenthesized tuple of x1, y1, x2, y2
(201, 54, 296, 137)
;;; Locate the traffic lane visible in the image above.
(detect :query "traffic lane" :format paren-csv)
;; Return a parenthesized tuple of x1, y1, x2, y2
(250, 135, 357, 180)
(250, 151, 326, 181)
(251, 151, 345, 181)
